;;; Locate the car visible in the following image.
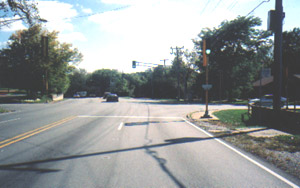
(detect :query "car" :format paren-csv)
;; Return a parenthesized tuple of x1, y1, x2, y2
(249, 94, 286, 107)
(73, 93, 80, 98)
(103, 92, 111, 99)
(106, 94, 119, 102)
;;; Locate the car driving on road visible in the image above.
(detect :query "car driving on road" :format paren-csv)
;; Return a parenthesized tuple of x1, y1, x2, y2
(106, 94, 119, 102)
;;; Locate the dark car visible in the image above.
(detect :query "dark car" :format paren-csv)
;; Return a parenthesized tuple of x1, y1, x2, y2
(103, 92, 111, 99)
(106, 94, 119, 102)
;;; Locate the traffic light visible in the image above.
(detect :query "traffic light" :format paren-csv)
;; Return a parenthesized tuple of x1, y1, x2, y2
(203, 39, 207, 67)
(206, 37, 211, 51)
(132, 60, 136, 68)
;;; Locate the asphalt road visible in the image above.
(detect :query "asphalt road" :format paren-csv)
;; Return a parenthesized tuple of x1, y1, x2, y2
(0, 98, 299, 188)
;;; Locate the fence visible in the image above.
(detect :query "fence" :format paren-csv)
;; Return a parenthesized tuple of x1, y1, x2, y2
(250, 105, 300, 132)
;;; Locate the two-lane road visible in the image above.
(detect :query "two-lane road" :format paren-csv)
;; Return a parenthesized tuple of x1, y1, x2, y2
(0, 98, 299, 187)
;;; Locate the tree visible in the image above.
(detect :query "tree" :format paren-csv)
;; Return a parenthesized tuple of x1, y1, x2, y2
(65, 68, 88, 97)
(0, 25, 83, 97)
(86, 69, 130, 96)
(282, 28, 300, 101)
(0, 0, 41, 29)
(182, 50, 200, 101)
(283, 28, 300, 75)
(194, 16, 272, 100)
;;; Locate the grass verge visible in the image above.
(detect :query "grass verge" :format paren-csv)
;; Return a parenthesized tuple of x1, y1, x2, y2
(0, 107, 9, 113)
(213, 109, 253, 128)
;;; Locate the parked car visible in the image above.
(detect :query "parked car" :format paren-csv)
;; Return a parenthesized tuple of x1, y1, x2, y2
(73, 93, 80, 98)
(106, 94, 119, 102)
(249, 94, 286, 107)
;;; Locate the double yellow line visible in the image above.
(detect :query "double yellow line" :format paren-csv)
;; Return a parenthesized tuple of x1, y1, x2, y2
(0, 116, 76, 149)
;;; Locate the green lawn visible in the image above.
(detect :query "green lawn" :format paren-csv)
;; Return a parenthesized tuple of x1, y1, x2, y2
(213, 109, 251, 128)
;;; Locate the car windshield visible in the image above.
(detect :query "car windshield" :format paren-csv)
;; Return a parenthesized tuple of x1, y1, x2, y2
(1, 0, 300, 187)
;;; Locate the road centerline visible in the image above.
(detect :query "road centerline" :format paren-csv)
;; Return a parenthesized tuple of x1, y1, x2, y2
(0, 116, 76, 149)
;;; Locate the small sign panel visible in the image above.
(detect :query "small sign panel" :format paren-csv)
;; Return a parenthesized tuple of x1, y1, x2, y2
(202, 84, 212, 90)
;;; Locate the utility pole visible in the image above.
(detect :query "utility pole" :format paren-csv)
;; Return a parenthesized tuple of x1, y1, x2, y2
(160, 59, 168, 67)
(170, 46, 184, 101)
(272, 0, 284, 126)
(41, 35, 49, 96)
(160, 59, 168, 75)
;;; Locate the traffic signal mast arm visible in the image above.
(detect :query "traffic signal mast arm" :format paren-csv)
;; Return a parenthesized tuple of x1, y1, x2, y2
(132, 60, 162, 68)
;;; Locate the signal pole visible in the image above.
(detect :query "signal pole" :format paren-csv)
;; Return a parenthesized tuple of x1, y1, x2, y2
(201, 39, 212, 118)
(170, 46, 184, 101)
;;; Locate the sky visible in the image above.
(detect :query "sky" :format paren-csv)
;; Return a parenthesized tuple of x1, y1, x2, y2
(0, 0, 299, 73)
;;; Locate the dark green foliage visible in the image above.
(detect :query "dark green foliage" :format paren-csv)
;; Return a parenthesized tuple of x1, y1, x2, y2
(283, 28, 300, 74)
(0, 25, 83, 98)
(194, 16, 273, 100)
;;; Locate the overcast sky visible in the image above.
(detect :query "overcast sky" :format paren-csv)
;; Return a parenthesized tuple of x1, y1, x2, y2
(0, 0, 299, 73)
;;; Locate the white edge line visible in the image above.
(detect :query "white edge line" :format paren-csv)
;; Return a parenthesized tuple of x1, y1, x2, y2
(183, 118, 299, 188)
(118, 122, 124, 131)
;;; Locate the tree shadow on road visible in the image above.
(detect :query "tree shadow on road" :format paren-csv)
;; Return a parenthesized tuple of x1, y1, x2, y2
(0, 127, 266, 174)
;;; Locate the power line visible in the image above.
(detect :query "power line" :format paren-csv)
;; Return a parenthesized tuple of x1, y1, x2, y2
(246, 0, 271, 17)
(227, 0, 238, 11)
(44, 5, 130, 22)
(212, 0, 223, 12)
(200, 0, 211, 16)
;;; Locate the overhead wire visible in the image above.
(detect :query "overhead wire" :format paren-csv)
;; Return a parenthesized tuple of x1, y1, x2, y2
(200, 0, 211, 16)
(212, 0, 223, 12)
(197, 0, 272, 51)
(246, 0, 271, 17)
(44, 5, 130, 22)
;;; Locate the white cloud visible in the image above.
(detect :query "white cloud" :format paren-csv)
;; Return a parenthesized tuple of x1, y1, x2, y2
(82, 8, 93, 14)
(0, 17, 26, 32)
(101, 0, 139, 5)
(37, 1, 78, 32)
(58, 32, 87, 43)
(81, 0, 242, 72)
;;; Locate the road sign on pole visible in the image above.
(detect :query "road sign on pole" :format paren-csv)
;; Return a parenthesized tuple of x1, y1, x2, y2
(202, 84, 212, 90)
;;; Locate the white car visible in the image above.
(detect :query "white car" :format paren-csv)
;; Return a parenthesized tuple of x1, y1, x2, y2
(249, 94, 286, 107)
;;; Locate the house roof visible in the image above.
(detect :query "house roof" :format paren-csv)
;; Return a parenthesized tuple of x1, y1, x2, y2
(253, 76, 273, 87)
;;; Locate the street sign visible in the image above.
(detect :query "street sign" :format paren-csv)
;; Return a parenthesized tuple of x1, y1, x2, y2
(202, 84, 212, 90)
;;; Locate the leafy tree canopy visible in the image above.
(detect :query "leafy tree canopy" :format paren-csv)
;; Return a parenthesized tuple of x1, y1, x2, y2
(193, 16, 272, 100)
(0, 25, 83, 96)
(0, 0, 41, 29)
